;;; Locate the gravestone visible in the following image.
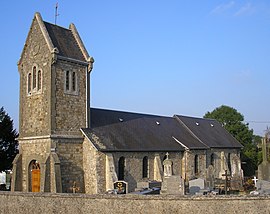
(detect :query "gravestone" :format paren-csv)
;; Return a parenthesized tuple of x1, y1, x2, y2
(252, 176, 258, 189)
(230, 155, 243, 190)
(189, 178, 205, 194)
(0, 172, 6, 191)
(258, 136, 270, 180)
(206, 165, 215, 190)
(0, 172, 6, 185)
(161, 153, 185, 195)
(219, 151, 228, 179)
(114, 181, 128, 194)
(163, 152, 172, 177)
(161, 176, 185, 195)
(256, 180, 270, 194)
(136, 180, 161, 190)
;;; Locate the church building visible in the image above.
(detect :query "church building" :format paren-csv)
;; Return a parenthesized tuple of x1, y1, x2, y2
(12, 13, 243, 194)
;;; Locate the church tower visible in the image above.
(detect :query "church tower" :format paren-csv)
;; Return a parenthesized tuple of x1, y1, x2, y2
(12, 13, 93, 193)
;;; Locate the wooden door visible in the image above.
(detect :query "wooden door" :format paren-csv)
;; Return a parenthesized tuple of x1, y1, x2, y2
(31, 169, 40, 192)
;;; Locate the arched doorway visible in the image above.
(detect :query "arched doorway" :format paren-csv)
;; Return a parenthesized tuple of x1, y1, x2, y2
(29, 160, 40, 192)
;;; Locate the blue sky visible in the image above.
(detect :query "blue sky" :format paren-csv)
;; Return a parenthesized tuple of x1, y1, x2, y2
(0, 0, 270, 136)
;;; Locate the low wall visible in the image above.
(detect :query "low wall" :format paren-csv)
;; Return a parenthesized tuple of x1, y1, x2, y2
(0, 192, 270, 214)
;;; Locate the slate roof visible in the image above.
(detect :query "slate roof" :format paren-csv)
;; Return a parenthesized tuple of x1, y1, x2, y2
(81, 109, 215, 152)
(44, 22, 86, 61)
(175, 115, 243, 149)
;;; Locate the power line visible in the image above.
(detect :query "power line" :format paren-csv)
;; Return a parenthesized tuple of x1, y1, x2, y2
(245, 121, 270, 124)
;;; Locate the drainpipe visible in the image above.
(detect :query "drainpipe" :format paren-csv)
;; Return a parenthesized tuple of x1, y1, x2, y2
(86, 57, 94, 128)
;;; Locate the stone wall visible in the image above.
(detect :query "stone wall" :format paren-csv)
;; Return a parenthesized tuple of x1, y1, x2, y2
(18, 17, 52, 138)
(57, 139, 85, 193)
(112, 152, 182, 192)
(52, 60, 87, 136)
(83, 146, 240, 194)
(1, 192, 270, 214)
(15, 138, 51, 192)
(184, 149, 240, 180)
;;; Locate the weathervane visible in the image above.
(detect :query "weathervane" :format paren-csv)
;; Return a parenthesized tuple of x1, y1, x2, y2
(55, 2, 59, 25)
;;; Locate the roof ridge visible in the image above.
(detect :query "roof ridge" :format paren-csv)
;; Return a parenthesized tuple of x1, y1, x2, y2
(176, 114, 217, 122)
(69, 23, 90, 62)
(18, 12, 55, 66)
(91, 107, 170, 118)
(173, 115, 210, 149)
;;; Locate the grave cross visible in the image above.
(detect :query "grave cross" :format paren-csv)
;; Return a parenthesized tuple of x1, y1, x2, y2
(165, 152, 169, 159)
(260, 128, 270, 162)
(252, 176, 258, 188)
(222, 170, 229, 195)
(70, 181, 80, 193)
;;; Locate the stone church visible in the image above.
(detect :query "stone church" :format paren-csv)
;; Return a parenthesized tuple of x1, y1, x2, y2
(12, 12, 243, 194)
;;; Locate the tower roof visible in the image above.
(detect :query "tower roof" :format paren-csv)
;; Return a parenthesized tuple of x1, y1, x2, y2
(44, 22, 85, 61)
(18, 12, 91, 65)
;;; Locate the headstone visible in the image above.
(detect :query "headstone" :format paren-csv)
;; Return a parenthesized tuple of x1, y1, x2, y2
(256, 180, 270, 194)
(0, 172, 6, 184)
(163, 152, 173, 177)
(136, 180, 161, 190)
(219, 151, 228, 179)
(0, 172, 7, 191)
(114, 181, 128, 194)
(230, 155, 243, 190)
(206, 165, 215, 189)
(231, 155, 241, 177)
(161, 176, 185, 195)
(189, 178, 205, 194)
(258, 136, 270, 180)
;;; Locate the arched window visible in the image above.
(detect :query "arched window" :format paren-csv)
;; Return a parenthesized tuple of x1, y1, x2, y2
(142, 156, 148, 178)
(37, 70, 42, 91)
(28, 73, 32, 94)
(228, 153, 231, 173)
(210, 153, 214, 166)
(194, 155, 199, 175)
(65, 70, 70, 91)
(118, 156, 125, 180)
(72, 71, 76, 91)
(33, 66, 37, 89)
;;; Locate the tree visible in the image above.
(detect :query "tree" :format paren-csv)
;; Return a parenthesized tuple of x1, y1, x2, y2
(0, 107, 18, 172)
(204, 105, 257, 176)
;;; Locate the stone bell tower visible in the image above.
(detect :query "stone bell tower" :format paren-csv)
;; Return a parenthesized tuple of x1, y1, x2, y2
(12, 12, 94, 193)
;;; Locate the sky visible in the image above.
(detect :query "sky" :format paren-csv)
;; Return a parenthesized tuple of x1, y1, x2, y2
(0, 0, 270, 136)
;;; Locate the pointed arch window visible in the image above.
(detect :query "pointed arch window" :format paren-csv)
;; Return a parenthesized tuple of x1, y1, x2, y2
(228, 153, 231, 173)
(142, 156, 148, 178)
(194, 154, 199, 175)
(118, 156, 125, 180)
(210, 153, 215, 166)
(37, 70, 42, 91)
(33, 66, 37, 89)
(28, 73, 32, 94)
(27, 65, 42, 95)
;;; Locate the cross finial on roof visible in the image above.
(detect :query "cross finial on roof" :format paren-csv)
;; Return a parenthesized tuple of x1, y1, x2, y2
(55, 2, 60, 25)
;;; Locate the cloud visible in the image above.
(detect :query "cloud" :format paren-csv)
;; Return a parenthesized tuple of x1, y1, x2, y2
(234, 3, 254, 16)
(231, 70, 252, 85)
(211, 1, 235, 14)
